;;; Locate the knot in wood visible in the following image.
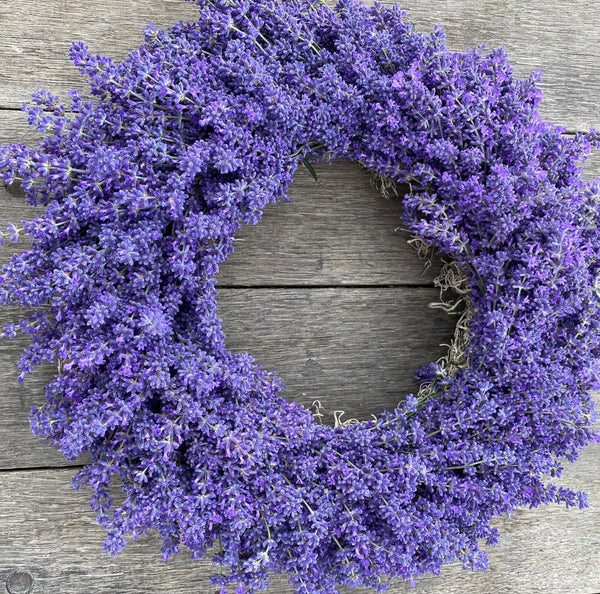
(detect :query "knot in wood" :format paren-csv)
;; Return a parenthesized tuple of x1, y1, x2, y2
(6, 571, 34, 594)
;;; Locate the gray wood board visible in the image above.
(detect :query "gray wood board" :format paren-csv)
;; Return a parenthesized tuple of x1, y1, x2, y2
(218, 164, 443, 287)
(219, 288, 457, 419)
(1, 1, 600, 130)
(0, 433, 598, 594)
(0, 287, 456, 469)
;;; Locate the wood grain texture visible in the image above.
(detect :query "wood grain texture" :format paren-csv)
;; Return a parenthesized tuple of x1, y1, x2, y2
(1, 1, 600, 130)
(0, 429, 598, 594)
(217, 162, 444, 287)
(219, 288, 457, 420)
(0, 333, 88, 470)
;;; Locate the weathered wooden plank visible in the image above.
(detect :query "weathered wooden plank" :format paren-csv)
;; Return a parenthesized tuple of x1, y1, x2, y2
(1, 1, 600, 130)
(0, 0, 199, 108)
(0, 339, 88, 470)
(0, 430, 598, 594)
(220, 149, 600, 284)
(219, 288, 457, 420)
(0, 110, 43, 147)
(218, 162, 444, 286)
(0, 287, 456, 469)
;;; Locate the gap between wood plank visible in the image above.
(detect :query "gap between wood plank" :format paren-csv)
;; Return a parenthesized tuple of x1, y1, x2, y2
(216, 283, 436, 289)
(0, 464, 85, 474)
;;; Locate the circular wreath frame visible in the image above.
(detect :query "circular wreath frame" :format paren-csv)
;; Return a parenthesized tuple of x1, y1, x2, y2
(1, 0, 600, 593)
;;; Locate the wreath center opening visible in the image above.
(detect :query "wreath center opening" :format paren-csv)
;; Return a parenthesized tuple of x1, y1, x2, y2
(216, 161, 462, 425)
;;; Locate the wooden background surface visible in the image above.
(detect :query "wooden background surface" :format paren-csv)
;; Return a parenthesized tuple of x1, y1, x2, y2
(1, 1, 600, 593)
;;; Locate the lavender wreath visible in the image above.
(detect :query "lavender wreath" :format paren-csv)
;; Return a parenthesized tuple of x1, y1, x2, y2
(1, 0, 600, 592)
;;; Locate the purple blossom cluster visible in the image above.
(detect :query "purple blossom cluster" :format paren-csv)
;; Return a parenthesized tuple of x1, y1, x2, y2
(1, 0, 600, 591)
